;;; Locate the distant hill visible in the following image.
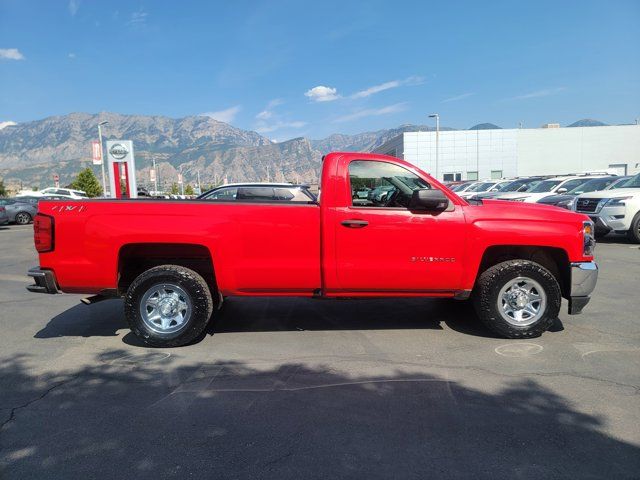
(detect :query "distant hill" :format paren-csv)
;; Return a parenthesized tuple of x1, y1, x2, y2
(3, 113, 615, 190)
(567, 119, 608, 127)
(469, 123, 501, 130)
(0, 114, 463, 189)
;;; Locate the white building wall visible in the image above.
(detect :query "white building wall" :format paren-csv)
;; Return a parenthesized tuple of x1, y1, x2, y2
(375, 125, 640, 181)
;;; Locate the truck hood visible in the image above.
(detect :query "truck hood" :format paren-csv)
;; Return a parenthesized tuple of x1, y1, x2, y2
(575, 188, 640, 199)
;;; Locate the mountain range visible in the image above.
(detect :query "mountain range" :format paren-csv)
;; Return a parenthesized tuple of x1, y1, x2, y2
(0, 113, 612, 190)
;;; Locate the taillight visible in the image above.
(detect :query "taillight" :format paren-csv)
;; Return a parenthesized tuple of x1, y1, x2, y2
(34, 214, 54, 253)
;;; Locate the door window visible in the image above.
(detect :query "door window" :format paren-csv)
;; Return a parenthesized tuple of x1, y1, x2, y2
(349, 160, 430, 208)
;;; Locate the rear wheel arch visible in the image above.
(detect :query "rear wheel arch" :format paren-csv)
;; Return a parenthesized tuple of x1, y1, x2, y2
(117, 243, 218, 298)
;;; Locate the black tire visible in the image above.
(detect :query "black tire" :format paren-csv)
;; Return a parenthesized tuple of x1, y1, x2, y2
(14, 211, 32, 225)
(124, 265, 214, 347)
(473, 260, 561, 339)
(627, 212, 640, 244)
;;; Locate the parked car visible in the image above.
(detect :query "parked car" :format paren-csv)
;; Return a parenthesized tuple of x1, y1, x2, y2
(450, 181, 480, 193)
(199, 183, 317, 203)
(538, 176, 619, 210)
(367, 185, 396, 204)
(352, 187, 371, 199)
(573, 173, 640, 242)
(0, 206, 9, 226)
(0, 199, 38, 224)
(470, 177, 548, 200)
(17, 187, 88, 199)
(27, 152, 598, 347)
(457, 180, 508, 199)
(497, 175, 608, 203)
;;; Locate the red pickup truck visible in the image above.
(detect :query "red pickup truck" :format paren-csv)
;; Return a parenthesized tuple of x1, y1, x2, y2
(27, 152, 598, 347)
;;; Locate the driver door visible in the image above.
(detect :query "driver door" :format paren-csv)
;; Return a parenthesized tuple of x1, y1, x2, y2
(333, 159, 466, 292)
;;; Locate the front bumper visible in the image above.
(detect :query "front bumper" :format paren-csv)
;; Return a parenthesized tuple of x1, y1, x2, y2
(578, 205, 628, 233)
(26, 267, 60, 294)
(568, 261, 598, 314)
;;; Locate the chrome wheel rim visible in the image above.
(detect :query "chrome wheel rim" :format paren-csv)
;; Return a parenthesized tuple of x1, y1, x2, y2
(16, 213, 30, 224)
(139, 283, 192, 334)
(497, 276, 547, 326)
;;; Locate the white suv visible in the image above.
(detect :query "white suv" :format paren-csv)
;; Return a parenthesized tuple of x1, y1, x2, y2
(17, 187, 89, 199)
(497, 175, 607, 203)
(573, 174, 640, 242)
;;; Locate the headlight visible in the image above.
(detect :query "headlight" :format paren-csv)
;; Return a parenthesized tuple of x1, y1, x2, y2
(557, 198, 576, 210)
(583, 220, 595, 256)
(605, 196, 632, 207)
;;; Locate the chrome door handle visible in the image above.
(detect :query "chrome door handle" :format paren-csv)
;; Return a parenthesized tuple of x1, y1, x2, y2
(341, 219, 369, 228)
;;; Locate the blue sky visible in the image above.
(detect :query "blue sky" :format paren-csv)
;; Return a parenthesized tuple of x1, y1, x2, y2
(1, 0, 639, 140)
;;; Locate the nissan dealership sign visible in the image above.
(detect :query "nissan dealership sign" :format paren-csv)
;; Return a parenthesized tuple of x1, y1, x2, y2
(106, 140, 134, 163)
(105, 140, 138, 199)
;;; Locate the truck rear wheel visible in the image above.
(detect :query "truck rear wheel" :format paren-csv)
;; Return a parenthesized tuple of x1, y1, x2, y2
(473, 260, 561, 339)
(124, 265, 214, 347)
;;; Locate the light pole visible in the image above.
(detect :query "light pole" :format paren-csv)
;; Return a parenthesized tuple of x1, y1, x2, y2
(428, 113, 440, 180)
(97, 121, 109, 196)
(152, 157, 158, 194)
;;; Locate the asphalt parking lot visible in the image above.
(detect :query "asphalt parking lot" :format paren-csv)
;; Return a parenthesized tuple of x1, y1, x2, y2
(0, 223, 639, 479)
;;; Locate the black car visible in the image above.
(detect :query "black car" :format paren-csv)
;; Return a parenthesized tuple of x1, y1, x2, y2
(538, 176, 619, 209)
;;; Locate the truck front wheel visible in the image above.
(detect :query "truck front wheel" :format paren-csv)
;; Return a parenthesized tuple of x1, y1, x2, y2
(473, 260, 561, 339)
(124, 265, 214, 347)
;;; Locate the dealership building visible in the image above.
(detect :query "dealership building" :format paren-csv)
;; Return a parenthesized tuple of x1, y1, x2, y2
(373, 124, 640, 182)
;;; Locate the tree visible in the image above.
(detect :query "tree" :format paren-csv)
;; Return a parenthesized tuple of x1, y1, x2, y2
(184, 184, 194, 195)
(0, 178, 6, 197)
(70, 168, 103, 197)
(170, 183, 179, 195)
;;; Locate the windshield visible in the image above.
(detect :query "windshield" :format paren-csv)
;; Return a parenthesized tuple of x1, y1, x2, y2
(567, 177, 616, 195)
(493, 180, 521, 192)
(529, 179, 563, 193)
(467, 182, 496, 192)
(613, 174, 640, 189)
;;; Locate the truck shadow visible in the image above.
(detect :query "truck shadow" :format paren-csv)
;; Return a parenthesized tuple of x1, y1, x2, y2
(210, 297, 499, 338)
(35, 296, 564, 346)
(1, 352, 638, 479)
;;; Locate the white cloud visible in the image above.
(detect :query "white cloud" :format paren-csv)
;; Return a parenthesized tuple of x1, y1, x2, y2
(305, 85, 339, 102)
(68, 52, 77, 59)
(0, 48, 25, 61)
(351, 76, 424, 99)
(256, 110, 273, 120)
(510, 87, 565, 100)
(333, 103, 408, 123)
(267, 98, 284, 108)
(256, 120, 307, 133)
(201, 105, 242, 124)
(68, 0, 81, 16)
(127, 8, 148, 28)
(442, 92, 474, 103)
(0, 121, 17, 130)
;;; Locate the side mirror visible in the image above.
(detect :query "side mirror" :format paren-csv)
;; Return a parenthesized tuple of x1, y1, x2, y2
(409, 189, 449, 213)
(556, 188, 568, 194)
